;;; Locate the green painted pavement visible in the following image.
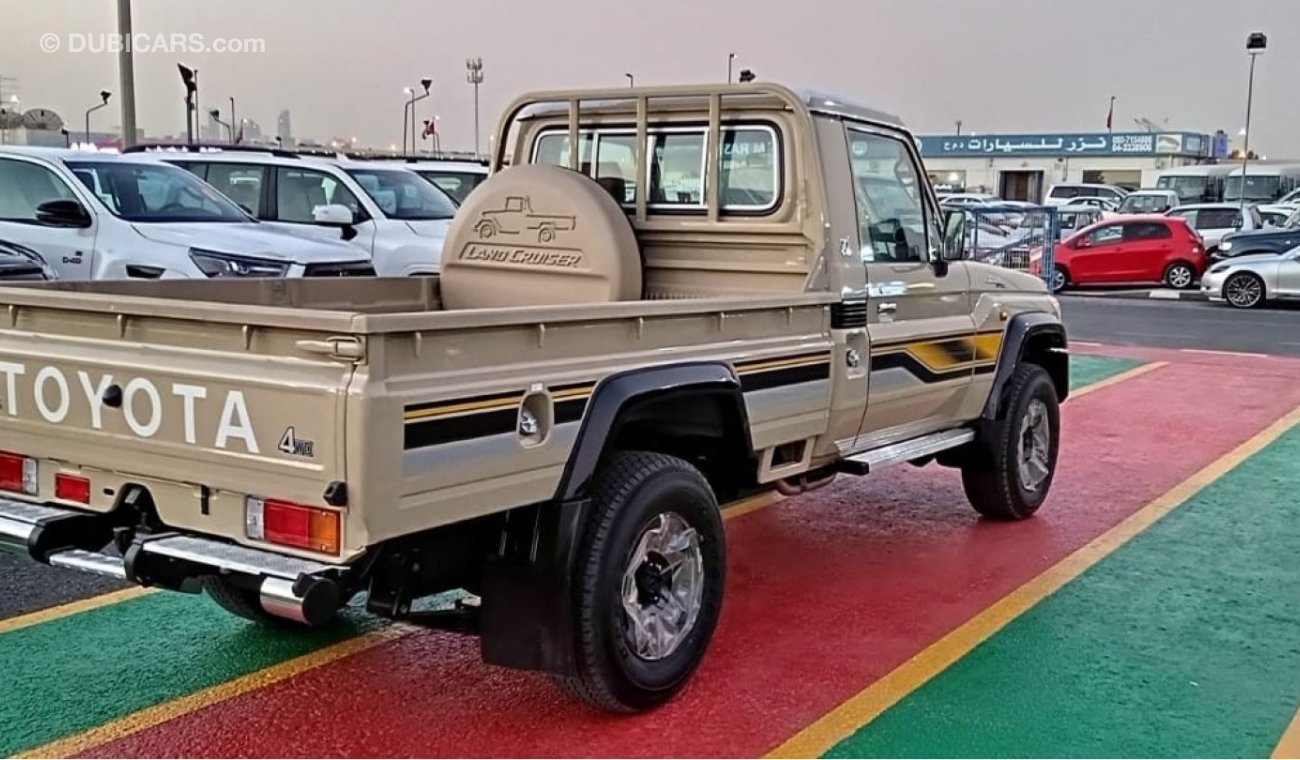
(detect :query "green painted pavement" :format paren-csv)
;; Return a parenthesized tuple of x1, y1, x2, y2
(1069, 354, 1145, 390)
(0, 354, 1143, 756)
(0, 593, 381, 756)
(826, 424, 1300, 758)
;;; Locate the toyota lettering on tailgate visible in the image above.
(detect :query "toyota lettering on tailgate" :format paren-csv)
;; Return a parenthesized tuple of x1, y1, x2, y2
(0, 361, 260, 453)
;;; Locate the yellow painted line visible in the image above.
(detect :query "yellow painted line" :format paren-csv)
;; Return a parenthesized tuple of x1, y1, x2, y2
(722, 490, 782, 521)
(767, 402, 1300, 758)
(1069, 360, 1168, 400)
(0, 586, 156, 636)
(1273, 704, 1300, 759)
(17, 623, 412, 759)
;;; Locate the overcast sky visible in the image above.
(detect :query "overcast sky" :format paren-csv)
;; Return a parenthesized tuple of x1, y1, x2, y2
(3, 0, 1297, 155)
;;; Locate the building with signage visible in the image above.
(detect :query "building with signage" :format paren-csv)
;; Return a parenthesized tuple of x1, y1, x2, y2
(918, 130, 1212, 201)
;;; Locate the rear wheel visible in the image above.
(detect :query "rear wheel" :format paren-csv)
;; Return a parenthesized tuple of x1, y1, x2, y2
(1050, 265, 1069, 293)
(961, 363, 1060, 520)
(1223, 272, 1265, 309)
(1163, 261, 1195, 289)
(552, 451, 725, 713)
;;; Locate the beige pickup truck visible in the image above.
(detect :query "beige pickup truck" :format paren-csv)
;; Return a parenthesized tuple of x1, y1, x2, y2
(0, 83, 1066, 712)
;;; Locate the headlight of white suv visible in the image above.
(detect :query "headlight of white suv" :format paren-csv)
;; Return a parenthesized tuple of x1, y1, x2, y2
(189, 249, 290, 278)
(1219, 241, 1233, 252)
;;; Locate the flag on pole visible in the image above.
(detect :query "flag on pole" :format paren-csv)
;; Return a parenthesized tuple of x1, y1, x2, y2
(1106, 97, 1114, 132)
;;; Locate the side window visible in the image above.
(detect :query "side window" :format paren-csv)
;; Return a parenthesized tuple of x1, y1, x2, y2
(1196, 208, 1239, 229)
(204, 164, 267, 215)
(1087, 225, 1124, 246)
(847, 129, 930, 263)
(171, 162, 207, 180)
(1051, 186, 1078, 199)
(275, 168, 363, 223)
(0, 159, 78, 222)
(649, 131, 704, 207)
(720, 127, 778, 210)
(593, 134, 636, 204)
(1123, 222, 1172, 241)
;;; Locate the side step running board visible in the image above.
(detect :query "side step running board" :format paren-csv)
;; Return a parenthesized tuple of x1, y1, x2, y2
(840, 428, 975, 475)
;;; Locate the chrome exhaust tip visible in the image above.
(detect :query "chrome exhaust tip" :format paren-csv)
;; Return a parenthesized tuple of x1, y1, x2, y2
(258, 576, 340, 626)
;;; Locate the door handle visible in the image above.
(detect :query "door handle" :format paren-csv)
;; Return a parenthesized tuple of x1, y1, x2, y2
(877, 301, 897, 314)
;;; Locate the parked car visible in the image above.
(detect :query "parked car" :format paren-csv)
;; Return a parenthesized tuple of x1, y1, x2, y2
(131, 145, 458, 275)
(1215, 207, 1300, 261)
(1165, 202, 1262, 256)
(1116, 189, 1180, 214)
(0, 147, 374, 280)
(0, 239, 57, 280)
(1055, 206, 1105, 233)
(939, 192, 999, 207)
(1201, 247, 1300, 308)
(1042, 215, 1206, 292)
(1057, 196, 1119, 215)
(1257, 204, 1296, 228)
(382, 159, 488, 204)
(1044, 182, 1128, 207)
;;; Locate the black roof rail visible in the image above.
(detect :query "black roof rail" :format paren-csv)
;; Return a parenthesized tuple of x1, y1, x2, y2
(122, 142, 301, 159)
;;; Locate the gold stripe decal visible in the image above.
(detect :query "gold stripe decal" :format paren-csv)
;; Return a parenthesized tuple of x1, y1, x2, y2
(872, 330, 1003, 373)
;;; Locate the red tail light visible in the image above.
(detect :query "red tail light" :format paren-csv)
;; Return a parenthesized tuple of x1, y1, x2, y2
(0, 451, 38, 495)
(55, 473, 91, 504)
(245, 497, 340, 554)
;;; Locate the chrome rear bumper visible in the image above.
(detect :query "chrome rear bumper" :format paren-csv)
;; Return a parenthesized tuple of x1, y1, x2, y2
(0, 495, 346, 625)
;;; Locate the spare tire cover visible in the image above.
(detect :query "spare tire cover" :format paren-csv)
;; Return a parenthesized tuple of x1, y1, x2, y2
(439, 164, 641, 309)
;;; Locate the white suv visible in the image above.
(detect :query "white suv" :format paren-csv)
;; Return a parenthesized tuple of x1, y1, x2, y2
(0, 147, 374, 280)
(133, 146, 456, 275)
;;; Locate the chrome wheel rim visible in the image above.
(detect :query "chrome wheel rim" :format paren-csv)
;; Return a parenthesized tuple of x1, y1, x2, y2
(1225, 275, 1261, 307)
(1168, 265, 1192, 288)
(620, 512, 704, 662)
(1017, 399, 1052, 493)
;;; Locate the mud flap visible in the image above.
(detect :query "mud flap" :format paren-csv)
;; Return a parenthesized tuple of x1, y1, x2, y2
(479, 498, 590, 676)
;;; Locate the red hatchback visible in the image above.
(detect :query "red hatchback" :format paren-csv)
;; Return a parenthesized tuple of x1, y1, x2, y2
(1045, 215, 1207, 292)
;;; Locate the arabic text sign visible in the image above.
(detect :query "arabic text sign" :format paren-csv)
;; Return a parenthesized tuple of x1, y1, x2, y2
(918, 132, 1208, 158)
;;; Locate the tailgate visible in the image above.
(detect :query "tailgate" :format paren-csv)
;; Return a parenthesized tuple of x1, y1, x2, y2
(0, 306, 357, 556)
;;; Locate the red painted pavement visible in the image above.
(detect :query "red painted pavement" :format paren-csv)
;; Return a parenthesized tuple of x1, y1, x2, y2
(87, 351, 1300, 758)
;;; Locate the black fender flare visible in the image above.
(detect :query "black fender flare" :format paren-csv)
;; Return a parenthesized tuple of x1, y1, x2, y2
(981, 312, 1069, 421)
(480, 361, 751, 675)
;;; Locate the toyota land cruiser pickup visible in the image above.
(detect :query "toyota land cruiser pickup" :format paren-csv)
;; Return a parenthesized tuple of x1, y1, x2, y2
(0, 83, 1067, 713)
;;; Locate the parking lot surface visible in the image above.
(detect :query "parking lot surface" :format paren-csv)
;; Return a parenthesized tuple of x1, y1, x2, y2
(2, 348, 1299, 758)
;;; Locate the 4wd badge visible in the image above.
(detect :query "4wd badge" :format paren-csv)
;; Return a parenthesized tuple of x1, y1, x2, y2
(278, 427, 315, 458)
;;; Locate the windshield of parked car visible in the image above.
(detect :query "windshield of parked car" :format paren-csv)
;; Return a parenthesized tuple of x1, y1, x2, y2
(414, 170, 484, 205)
(1155, 175, 1208, 202)
(345, 168, 456, 220)
(1223, 175, 1280, 202)
(1118, 194, 1172, 213)
(66, 160, 250, 223)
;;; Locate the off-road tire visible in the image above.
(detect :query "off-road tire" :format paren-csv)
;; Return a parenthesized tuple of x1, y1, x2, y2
(551, 451, 725, 713)
(961, 363, 1060, 520)
(204, 577, 297, 626)
(1163, 261, 1195, 289)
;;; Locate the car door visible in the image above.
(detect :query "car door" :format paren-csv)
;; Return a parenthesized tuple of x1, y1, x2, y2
(1121, 221, 1174, 282)
(1276, 250, 1300, 296)
(1070, 223, 1124, 283)
(0, 156, 97, 280)
(269, 166, 377, 253)
(847, 126, 975, 446)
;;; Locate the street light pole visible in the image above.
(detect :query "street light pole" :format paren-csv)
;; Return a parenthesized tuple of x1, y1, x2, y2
(85, 90, 111, 144)
(727, 53, 735, 84)
(116, 0, 137, 146)
(625, 72, 634, 87)
(466, 57, 484, 157)
(408, 78, 431, 154)
(1240, 32, 1267, 211)
(955, 119, 963, 136)
(229, 96, 236, 142)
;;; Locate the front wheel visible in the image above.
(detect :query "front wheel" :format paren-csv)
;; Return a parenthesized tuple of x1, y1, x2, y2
(1223, 272, 1265, 309)
(552, 451, 725, 713)
(1050, 265, 1069, 293)
(961, 363, 1060, 520)
(1163, 261, 1195, 289)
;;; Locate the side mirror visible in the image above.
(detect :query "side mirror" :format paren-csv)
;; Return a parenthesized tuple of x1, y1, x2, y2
(941, 209, 966, 261)
(35, 199, 92, 229)
(1075, 237, 1091, 249)
(312, 204, 358, 241)
(312, 204, 354, 226)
